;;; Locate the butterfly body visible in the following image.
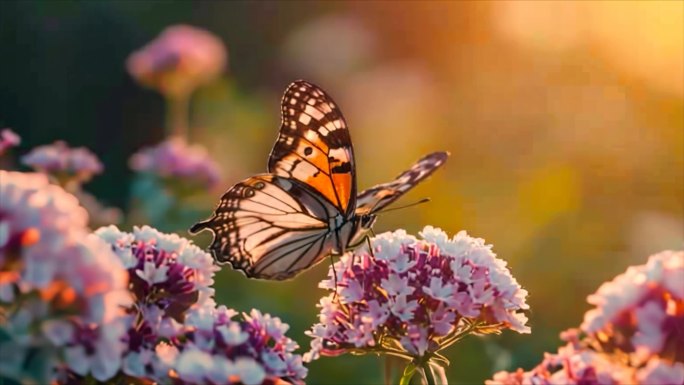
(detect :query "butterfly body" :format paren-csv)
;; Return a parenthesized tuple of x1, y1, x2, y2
(190, 80, 448, 280)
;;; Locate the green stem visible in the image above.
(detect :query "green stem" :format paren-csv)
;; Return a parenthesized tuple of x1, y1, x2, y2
(166, 93, 190, 139)
(384, 356, 393, 385)
(422, 363, 437, 385)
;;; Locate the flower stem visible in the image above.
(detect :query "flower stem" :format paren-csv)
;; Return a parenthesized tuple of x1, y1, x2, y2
(384, 356, 393, 385)
(166, 93, 190, 139)
(422, 363, 437, 385)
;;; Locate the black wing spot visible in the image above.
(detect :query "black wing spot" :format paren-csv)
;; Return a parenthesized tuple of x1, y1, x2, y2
(304, 147, 313, 156)
(331, 162, 352, 174)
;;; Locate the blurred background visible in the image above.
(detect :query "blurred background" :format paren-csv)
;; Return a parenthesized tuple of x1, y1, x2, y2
(1, 1, 682, 383)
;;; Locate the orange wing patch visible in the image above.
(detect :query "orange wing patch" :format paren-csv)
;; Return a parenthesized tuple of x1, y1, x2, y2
(269, 80, 356, 215)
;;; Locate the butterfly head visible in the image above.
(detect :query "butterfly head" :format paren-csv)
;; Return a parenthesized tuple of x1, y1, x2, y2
(347, 213, 377, 248)
(359, 213, 377, 230)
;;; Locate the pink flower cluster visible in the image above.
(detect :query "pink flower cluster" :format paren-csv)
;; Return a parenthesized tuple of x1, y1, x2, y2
(94, 225, 216, 377)
(488, 330, 684, 385)
(129, 137, 222, 189)
(488, 250, 684, 385)
(94, 226, 307, 385)
(0, 128, 20, 155)
(582, 250, 684, 363)
(146, 305, 308, 385)
(127, 24, 227, 98)
(21, 140, 103, 185)
(0, 171, 130, 382)
(305, 226, 530, 363)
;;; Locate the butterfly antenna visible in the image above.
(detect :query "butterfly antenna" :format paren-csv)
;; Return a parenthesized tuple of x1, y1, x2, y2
(376, 197, 431, 214)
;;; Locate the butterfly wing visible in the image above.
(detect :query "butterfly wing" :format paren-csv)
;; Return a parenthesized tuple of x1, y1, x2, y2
(355, 151, 450, 215)
(189, 174, 339, 280)
(268, 80, 356, 216)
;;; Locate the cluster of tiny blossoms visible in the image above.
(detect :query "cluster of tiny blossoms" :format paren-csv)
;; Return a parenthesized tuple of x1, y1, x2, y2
(95, 225, 307, 385)
(95, 225, 218, 377)
(305, 226, 530, 365)
(127, 24, 227, 98)
(129, 136, 222, 190)
(582, 250, 683, 364)
(0, 171, 130, 382)
(21, 140, 103, 186)
(488, 250, 684, 385)
(151, 304, 308, 385)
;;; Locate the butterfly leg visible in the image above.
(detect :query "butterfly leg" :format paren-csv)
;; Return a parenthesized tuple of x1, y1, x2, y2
(367, 229, 377, 258)
(330, 254, 339, 300)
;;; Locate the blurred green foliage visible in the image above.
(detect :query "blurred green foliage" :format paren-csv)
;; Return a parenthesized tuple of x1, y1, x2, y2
(1, 1, 682, 384)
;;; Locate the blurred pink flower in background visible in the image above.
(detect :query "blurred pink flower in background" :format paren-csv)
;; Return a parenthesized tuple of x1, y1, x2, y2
(129, 136, 222, 190)
(127, 24, 227, 98)
(0, 128, 21, 156)
(581, 250, 684, 364)
(305, 226, 529, 381)
(21, 141, 103, 187)
(0, 171, 130, 382)
(487, 250, 684, 385)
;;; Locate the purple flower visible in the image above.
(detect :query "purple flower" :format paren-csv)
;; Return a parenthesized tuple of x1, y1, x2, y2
(96, 225, 218, 315)
(488, 250, 684, 385)
(129, 137, 222, 190)
(305, 226, 530, 367)
(126, 24, 227, 98)
(129, 304, 308, 385)
(21, 141, 103, 186)
(0, 128, 20, 155)
(0, 171, 130, 382)
(95, 225, 220, 380)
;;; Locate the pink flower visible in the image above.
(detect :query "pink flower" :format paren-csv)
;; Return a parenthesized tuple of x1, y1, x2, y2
(129, 136, 222, 190)
(127, 24, 227, 98)
(0, 171, 130, 383)
(305, 226, 530, 364)
(21, 141, 103, 186)
(581, 250, 684, 364)
(637, 358, 684, 385)
(488, 250, 684, 385)
(95, 225, 218, 374)
(135, 304, 308, 385)
(0, 128, 20, 155)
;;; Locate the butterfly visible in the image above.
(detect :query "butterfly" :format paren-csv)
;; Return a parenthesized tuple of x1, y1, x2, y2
(190, 80, 449, 280)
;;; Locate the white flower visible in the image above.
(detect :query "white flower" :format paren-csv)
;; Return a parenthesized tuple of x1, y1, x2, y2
(389, 295, 419, 322)
(217, 322, 249, 346)
(176, 348, 214, 383)
(234, 357, 266, 385)
(423, 277, 454, 302)
(339, 279, 364, 303)
(381, 273, 415, 297)
(137, 261, 170, 284)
